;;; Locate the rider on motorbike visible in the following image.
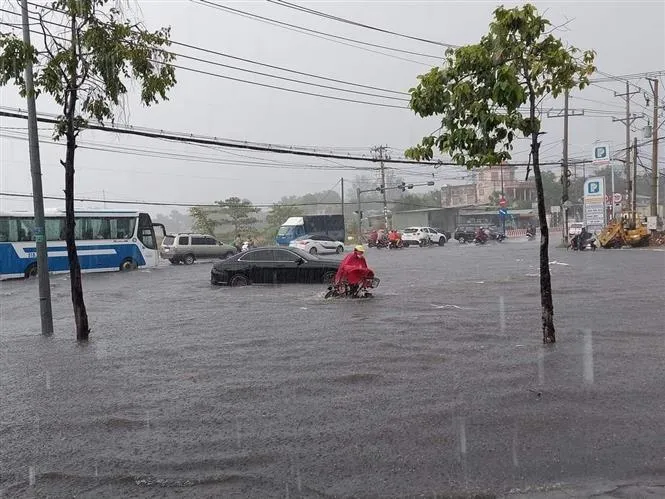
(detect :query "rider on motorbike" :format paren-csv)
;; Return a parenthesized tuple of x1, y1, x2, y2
(334, 245, 372, 296)
(526, 223, 536, 237)
(388, 229, 401, 248)
(475, 226, 488, 243)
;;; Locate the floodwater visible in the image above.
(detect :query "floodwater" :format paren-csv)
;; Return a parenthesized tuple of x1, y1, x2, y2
(1, 239, 664, 498)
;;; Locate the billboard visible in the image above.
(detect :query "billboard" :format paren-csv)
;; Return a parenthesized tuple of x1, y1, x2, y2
(584, 177, 606, 232)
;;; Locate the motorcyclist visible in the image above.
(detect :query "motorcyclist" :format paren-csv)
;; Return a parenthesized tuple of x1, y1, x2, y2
(475, 226, 488, 243)
(388, 229, 400, 247)
(334, 245, 372, 296)
(526, 223, 535, 237)
(368, 229, 378, 246)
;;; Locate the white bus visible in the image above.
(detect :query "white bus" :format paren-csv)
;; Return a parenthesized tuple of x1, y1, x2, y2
(0, 209, 164, 280)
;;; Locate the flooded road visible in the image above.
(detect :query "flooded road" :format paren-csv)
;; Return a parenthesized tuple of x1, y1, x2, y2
(1, 240, 665, 497)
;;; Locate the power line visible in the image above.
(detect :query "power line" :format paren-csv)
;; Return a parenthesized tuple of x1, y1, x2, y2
(3, 7, 411, 99)
(0, 17, 409, 107)
(190, 0, 438, 65)
(0, 108, 597, 168)
(267, 0, 455, 48)
(0, 191, 453, 211)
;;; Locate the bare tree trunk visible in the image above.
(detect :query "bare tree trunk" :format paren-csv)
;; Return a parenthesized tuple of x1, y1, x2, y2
(64, 13, 89, 341)
(63, 133, 89, 340)
(530, 110, 556, 344)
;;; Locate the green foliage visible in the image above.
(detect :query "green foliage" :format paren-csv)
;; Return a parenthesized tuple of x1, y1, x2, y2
(405, 3, 595, 167)
(216, 197, 260, 235)
(189, 207, 218, 236)
(0, 0, 176, 137)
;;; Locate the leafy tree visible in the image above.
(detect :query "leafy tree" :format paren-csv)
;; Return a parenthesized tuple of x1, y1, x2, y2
(0, 0, 176, 340)
(405, 4, 595, 343)
(217, 197, 260, 236)
(189, 207, 218, 236)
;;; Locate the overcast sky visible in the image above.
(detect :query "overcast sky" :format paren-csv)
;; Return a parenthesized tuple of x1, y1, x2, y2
(1, 0, 663, 215)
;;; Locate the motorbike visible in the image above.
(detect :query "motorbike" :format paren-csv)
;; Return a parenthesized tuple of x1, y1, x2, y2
(526, 230, 536, 241)
(324, 268, 380, 299)
(474, 233, 489, 245)
(368, 238, 389, 249)
(568, 232, 597, 251)
(492, 233, 507, 242)
(388, 239, 404, 249)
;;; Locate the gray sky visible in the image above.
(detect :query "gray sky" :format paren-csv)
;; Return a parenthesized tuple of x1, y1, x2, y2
(1, 0, 664, 215)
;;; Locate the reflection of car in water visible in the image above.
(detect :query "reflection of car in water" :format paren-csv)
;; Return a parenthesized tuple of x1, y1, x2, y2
(289, 233, 345, 255)
(210, 247, 339, 286)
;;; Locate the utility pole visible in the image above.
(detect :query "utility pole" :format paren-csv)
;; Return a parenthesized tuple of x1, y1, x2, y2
(546, 91, 583, 246)
(647, 78, 659, 220)
(372, 145, 391, 230)
(340, 177, 345, 241)
(500, 162, 506, 235)
(21, 0, 53, 336)
(562, 90, 570, 245)
(613, 82, 640, 214)
(632, 137, 638, 228)
(356, 187, 362, 243)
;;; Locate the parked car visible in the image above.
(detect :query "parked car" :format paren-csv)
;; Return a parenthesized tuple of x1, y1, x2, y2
(453, 226, 479, 243)
(210, 247, 340, 286)
(569, 221, 584, 237)
(454, 225, 506, 243)
(160, 233, 236, 265)
(289, 233, 345, 255)
(401, 227, 447, 247)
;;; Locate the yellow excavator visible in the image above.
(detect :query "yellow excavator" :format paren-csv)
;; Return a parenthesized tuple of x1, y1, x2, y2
(597, 213, 650, 248)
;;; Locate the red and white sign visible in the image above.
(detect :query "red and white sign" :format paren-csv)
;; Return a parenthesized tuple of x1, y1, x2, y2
(499, 197, 508, 208)
(613, 192, 622, 204)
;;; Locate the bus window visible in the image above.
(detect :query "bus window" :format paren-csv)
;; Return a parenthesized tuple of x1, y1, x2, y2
(111, 217, 135, 239)
(45, 218, 64, 241)
(18, 218, 35, 241)
(137, 213, 156, 249)
(0, 217, 16, 242)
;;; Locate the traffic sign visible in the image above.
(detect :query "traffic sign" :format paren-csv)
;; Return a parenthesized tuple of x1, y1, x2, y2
(499, 197, 508, 208)
(613, 192, 622, 204)
(498, 208, 508, 217)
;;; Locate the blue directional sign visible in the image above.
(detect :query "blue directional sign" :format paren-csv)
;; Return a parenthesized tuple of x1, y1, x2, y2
(498, 208, 508, 218)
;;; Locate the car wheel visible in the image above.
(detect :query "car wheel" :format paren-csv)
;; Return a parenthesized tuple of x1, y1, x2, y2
(438, 237, 446, 246)
(336, 245, 343, 254)
(309, 247, 318, 255)
(403, 241, 410, 247)
(322, 271, 336, 284)
(229, 274, 249, 287)
(119, 258, 137, 271)
(24, 263, 38, 279)
(183, 254, 195, 265)
(458, 237, 465, 244)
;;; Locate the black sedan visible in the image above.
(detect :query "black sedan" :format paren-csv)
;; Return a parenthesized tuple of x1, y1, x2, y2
(210, 246, 340, 286)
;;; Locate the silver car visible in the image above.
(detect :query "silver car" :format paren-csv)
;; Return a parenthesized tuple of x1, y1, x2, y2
(160, 233, 237, 265)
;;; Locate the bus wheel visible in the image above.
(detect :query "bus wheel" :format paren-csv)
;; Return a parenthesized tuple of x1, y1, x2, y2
(119, 258, 137, 271)
(24, 263, 38, 279)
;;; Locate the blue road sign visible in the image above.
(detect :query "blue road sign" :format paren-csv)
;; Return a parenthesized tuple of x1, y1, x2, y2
(498, 208, 508, 217)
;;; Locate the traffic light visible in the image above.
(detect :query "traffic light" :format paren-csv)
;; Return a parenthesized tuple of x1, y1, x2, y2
(398, 181, 407, 192)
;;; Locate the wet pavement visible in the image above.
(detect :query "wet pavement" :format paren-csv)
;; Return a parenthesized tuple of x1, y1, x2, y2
(1, 239, 664, 498)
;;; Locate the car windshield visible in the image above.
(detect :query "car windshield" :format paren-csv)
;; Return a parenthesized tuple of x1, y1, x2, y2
(277, 226, 295, 236)
(403, 228, 418, 233)
(162, 235, 174, 245)
(294, 234, 312, 241)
